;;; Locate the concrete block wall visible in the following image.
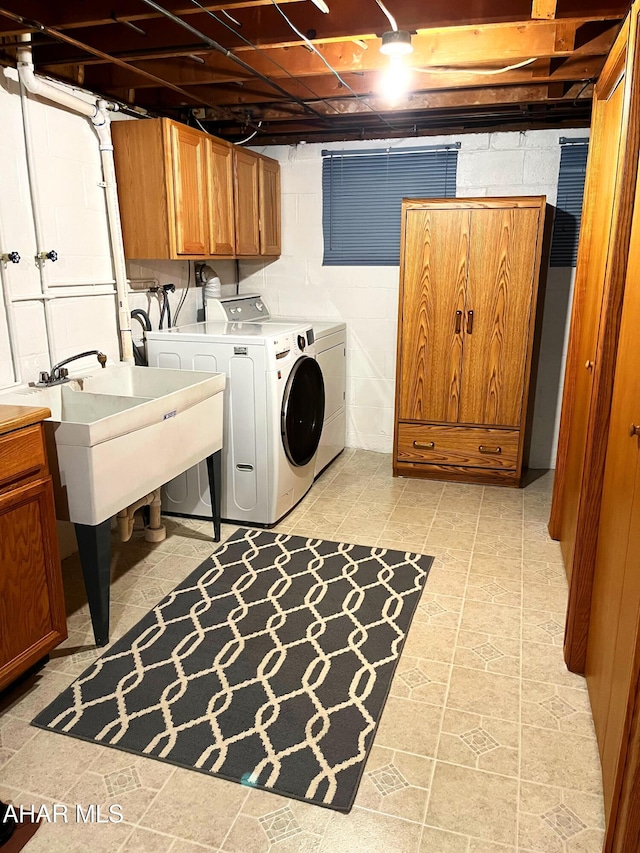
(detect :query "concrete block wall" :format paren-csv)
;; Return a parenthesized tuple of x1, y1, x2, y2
(245, 128, 586, 467)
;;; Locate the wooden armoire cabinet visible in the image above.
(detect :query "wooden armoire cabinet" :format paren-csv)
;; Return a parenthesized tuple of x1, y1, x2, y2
(393, 197, 546, 486)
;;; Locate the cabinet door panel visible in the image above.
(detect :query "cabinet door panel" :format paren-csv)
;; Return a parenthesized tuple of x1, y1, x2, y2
(459, 207, 540, 427)
(398, 207, 469, 423)
(208, 139, 235, 255)
(260, 158, 281, 255)
(234, 150, 260, 255)
(0, 477, 66, 688)
(169, 124, 209, 255)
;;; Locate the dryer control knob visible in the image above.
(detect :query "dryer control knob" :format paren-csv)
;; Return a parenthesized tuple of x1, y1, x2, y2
(297, 334, 306, 351)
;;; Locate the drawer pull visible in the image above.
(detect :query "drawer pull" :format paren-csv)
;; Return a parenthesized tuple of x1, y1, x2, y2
(413, 440, 435, 450)
(479, 445, 502, 455)
(455, 310, 462, 334)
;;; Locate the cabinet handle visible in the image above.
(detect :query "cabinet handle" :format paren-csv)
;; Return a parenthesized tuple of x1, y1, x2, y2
(455, 310, 462, 334)
(585, 360, 594, 371)
(630, 424, 640, 438)
(479, 445, 502, 455)
(466, 310, 474, 334)
(413, 440, 435, 450)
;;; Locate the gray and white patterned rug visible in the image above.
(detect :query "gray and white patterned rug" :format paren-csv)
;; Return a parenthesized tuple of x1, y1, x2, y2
(33, 529, 433, 812)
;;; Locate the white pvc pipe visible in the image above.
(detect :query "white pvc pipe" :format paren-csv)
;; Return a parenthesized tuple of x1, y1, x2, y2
(16, 36, 134, 365)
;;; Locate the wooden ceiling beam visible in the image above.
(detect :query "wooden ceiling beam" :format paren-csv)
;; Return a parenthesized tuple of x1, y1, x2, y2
(0, 0, 626, 37)
(20, 7, 621, 66)
(87, 55, 604, 102)
(533, 0, 559, 18)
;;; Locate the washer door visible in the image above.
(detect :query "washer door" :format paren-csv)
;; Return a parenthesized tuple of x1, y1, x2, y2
(281, 356, 325, 467)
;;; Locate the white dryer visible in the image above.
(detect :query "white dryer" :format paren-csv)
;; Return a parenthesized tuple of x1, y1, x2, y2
(146, 320, 323, 526)
(205, 294, 346, 477)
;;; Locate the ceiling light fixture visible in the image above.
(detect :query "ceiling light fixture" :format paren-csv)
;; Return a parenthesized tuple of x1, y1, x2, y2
(380, 55, 412, 104)
(380, 29, 413, 56)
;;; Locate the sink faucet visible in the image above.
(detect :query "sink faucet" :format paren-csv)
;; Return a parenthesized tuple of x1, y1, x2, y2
(38, 350, 108, 386)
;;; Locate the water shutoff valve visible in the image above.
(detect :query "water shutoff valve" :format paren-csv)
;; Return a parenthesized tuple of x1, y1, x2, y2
(37, 250, 58, 263)
(0, 251, 20, 264)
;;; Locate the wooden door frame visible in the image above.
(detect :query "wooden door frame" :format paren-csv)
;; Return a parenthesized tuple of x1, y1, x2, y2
(550, 5, 640, 674)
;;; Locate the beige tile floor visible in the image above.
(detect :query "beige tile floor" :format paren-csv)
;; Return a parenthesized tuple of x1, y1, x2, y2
(0, 450, 604, 853)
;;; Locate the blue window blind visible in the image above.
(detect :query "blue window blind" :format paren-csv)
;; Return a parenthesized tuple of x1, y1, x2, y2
(322, 144, 459, 266)
(550, 138, 589, 267)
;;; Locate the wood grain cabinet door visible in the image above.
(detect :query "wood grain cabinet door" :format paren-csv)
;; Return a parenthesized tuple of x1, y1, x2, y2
(0, 477, 67, 691)
(398, 206, 470, 423)
(168, 123, 209, 256)
(207, 138, 236, 256)
(458, 206, 540, 427)
(259, 157, 281, 256)
(234, 149, 260, 255)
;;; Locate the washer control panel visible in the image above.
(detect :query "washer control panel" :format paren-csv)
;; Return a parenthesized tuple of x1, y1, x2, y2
(205, 294, 270, 323)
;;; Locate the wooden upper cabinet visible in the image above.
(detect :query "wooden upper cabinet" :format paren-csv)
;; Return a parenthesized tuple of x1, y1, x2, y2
(234, 148, 261, 256)
(459, 206, 540, 427)
(399, 207, 469, 423)
(112, 118, 281, 260)
(168, 122, 209, 256)
(207, 138, 236, 256)
(260, 156, 281, 255)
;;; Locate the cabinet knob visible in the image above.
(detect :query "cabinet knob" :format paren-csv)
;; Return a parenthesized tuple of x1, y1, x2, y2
(630, 424, 640, 438)
(585, 360, 594, 371)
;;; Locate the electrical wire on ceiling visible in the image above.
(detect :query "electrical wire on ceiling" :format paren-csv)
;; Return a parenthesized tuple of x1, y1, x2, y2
(269, 0, 398, 130)
(374, 0, 398, 31)
(236, 120, 263, 144)
(187, 0, 343, 116)
(412, 57, 538, 76)
(310, 0, 330, 12)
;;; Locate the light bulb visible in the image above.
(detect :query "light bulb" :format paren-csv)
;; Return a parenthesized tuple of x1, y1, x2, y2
(379, 55, 412, 104)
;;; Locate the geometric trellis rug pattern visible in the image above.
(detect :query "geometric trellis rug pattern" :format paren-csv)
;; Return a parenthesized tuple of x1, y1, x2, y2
(33, 529, 433, 812)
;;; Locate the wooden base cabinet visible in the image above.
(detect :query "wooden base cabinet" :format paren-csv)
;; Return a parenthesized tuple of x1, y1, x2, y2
(393, 197, 546, 486)
(0, 407, 67, 692)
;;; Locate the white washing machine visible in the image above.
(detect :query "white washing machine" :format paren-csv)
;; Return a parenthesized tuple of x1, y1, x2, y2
(205, 294, 346, 477)
(146, 320, 324, 526)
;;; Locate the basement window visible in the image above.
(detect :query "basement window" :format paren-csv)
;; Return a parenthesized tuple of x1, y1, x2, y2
(550, 137, 589, 268)
(322, 144, 459, 266)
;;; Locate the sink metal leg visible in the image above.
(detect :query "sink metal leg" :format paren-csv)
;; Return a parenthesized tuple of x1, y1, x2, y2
(74, 520, 112, 647)
(206, 449, 222, 542)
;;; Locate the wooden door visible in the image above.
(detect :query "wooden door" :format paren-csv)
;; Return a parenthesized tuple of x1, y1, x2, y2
(168, 123, 209, 256)
(586, 160, 640, 830)
(0, 477, 67, 691)
(397, 205, 469, 423)
(207, 138, 235, 256)
(458, 205, 541, 427)
(234, 149, 260, 255)
(260, 157, 281, 256)
(549, 8, 640, 674)
(556, 76, 626, 574)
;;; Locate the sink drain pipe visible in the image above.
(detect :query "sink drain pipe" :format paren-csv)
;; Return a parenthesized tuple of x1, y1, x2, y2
(16, 35, 134, 364)
(117, 488, 166, 543)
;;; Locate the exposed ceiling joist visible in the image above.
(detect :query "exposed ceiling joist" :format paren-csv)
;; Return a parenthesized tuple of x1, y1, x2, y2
(0, 0, 620, 144)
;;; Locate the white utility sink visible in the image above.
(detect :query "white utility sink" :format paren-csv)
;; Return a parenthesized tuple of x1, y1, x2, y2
(1, 364, 225, 526)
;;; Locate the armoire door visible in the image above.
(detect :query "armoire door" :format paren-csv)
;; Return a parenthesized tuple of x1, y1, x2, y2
(398, 206, 469, 424)
(585, 160, 640, 834)
(458, 205, 541, 427)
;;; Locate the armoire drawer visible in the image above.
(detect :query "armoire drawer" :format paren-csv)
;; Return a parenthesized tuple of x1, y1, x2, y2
(397, 423, 520, 469)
